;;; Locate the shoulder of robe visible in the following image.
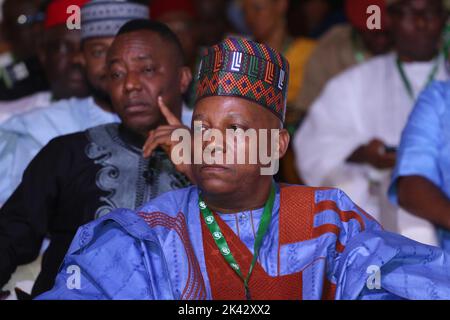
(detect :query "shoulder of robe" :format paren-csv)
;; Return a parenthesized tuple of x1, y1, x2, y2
(67, 208, 160, 256)
(138, 186, 198, 218)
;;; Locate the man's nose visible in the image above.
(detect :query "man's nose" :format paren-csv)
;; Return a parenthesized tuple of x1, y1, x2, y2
(124, 71, 142, 92)
(70, 50, 84, 66)
(414, 13, 430, 31)
(202, 130, 226, 154)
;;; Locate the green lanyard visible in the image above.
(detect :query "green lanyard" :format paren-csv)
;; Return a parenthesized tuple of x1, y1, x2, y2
(198, 184, 276, 300)
(396, 57, 439, 100)
(351, 29, 366, 64)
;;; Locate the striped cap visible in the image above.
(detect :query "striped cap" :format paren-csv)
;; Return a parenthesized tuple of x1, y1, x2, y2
(81, 0, 149, 40)
(195, 37, 289, 122)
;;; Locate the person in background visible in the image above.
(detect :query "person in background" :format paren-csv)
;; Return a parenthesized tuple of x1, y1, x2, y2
(0, 0, 91, 122)
(242, 0, 316, 183)
(0, 0, 48, 101)
(0, 12, 194, 298)
(150, 0, 200, 108)
(294, 0, 448, 243)
(0, 0, 125, 206)
(294, 0, 392, 119)
(289, 0, 346, 39)
(388, 76, 450, 250)
(195, 0, 234, 47)
(151, 0, 199, 74)
(243, 0, 315, 124)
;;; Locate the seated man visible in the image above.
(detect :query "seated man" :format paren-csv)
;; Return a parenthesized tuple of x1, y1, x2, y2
(39, 37, 450, 300)
(388, 80, 450, 252)
(0, 18, 193, 297)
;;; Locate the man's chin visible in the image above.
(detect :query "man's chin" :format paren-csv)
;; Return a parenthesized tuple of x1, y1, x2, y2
(123, 115, 161, 132)
(66, 84, 90, 98)
(197, 175, 237, 196)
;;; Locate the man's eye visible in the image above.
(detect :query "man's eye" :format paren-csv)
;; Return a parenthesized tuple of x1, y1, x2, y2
(50, 42, 69, 54)
(143, 67, 155, 74)
(229, 124, 242, 131)
(110, 71, 124, 80)
(92, 50, 105, 58)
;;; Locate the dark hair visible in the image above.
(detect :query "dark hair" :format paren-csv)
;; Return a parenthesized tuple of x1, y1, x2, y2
(117, 19, 186, 65)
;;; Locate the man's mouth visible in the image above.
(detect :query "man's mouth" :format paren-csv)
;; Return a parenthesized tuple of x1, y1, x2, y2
(200, 164, 231, 173)
(67, 71, 84, 83)
(124, 102, 152, 113)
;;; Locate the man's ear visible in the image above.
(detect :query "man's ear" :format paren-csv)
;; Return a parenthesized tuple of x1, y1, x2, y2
(277, 128, 290, 160)
(179, 66, 193, 95)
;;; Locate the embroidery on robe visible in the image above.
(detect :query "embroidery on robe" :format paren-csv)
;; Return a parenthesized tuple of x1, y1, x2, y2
(138, 211, 207, 300)
(85, 124, 189, 218)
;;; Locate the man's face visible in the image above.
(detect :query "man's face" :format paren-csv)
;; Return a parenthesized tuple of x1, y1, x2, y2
(82, 37, 115, 96)
(107, 30, 188, 136)
(195, 0, 228, 46)
(40, 25, 89, 100)
(359, 30, 392, 56)
(243, 0, 285, 41)
(389, 0, 447, 61)
(192, 96, 289, 196)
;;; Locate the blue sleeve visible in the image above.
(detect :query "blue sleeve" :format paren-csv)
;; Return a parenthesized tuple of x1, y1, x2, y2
(335, 229, 450, 300)
(388, 81, 448, 204)
(36, 212, 173, 300)
(320, 188, 450, 300)
(0, 130, 40, 205)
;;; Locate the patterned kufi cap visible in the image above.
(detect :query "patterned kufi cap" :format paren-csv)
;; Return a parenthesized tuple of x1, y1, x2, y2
(195, 37, 289, 122)
(81, 0, 149, 41)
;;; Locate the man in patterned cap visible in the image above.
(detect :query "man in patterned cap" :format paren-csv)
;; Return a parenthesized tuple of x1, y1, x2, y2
(0, 4, 194, 299)
(39, 37, 450, 300)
